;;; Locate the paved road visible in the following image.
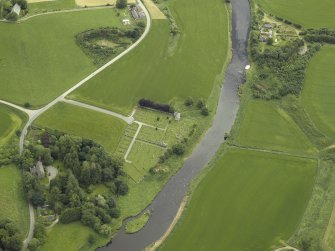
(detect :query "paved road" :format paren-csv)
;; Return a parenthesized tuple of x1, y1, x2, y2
(63, 99, 134, 124)
(99, 0, 251, 250)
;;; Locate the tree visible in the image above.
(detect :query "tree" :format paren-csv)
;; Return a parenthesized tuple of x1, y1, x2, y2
(0, 219, 22, 251)
(27, 238, 40, 251)
(116, 0, 127, 9)
(59, 207, 81, 224)
(172, 143, 185, 155)
(115, 180, 128, 196)
(201, 107, 209, 116)
(184, 96, 194, 106)
(196, 98, 206, 109)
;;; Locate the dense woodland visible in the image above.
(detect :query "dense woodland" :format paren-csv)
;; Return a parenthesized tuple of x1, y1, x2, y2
(15, 132, 128, 250)
(0, 0, 28, 20)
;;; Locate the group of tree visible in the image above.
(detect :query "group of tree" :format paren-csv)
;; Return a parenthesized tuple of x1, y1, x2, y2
(76, 24, 145, 65)
(0, 219, 22, 251)
(15, 132, 129, 239)
(0, 0, 28, 20)
(116, 0, 127, 9)
(249, 10, 321, 99)
(139, 98, 175, 113)
(301, 28, 335, 44)
(184, 97, 209, 116)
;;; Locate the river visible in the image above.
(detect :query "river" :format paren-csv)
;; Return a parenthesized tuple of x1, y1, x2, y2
(99, 0, 250, 250)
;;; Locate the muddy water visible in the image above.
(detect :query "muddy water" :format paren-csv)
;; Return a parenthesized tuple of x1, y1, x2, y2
(100, 0, 250, 250)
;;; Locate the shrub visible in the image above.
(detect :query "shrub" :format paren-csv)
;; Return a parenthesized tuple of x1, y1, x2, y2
(196, 98, 206, 109)
(201, 107, 209, 116)
(24, 102, 31, 108)
(172, 143, 185, 155)
(184, 96, 194, 106)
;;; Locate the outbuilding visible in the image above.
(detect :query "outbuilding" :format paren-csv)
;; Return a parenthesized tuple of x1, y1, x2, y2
(12, 3, 21, 16)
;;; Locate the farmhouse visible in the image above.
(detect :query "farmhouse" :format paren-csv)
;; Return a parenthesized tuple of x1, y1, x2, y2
(130, 5, 146, 19)
(12, 3, 21, 16)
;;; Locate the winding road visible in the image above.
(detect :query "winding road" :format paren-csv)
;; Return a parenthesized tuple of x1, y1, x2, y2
(99, 0, 251, 250)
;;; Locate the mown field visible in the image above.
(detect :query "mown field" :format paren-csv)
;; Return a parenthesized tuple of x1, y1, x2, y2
(69, 0, 229, 115)
(256, 0, 335, 28)
(0, 105, 25, 145)
(162, 149, 317, 251)
(235, 99, 316, 154)
(302, 46, 335, 139)
(28, 0, 76, 14)
(39, 222, 103, 251)
(34, 102, 127, 153)
(0, 166, 30, 236)
(0, 8, 122, 107)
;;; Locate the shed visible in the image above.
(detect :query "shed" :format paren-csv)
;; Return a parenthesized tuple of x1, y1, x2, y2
(263, 23, 273, 29)
(12, 4, 21, 16)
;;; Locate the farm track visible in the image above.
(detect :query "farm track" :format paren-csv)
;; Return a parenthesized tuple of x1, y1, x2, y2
(0, 2, 151, 248)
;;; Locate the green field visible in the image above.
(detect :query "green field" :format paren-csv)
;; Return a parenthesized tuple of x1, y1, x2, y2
(162, 149, 317, 251)
(0, 166, 30, 236)
(235, 100, 316, 154)
(70, 0, 229, 114)
(0, 105, 25, 145)
(34, 102, 127, 153)
(302, 46, 335, 139)
(125, 211, 150, 234)
(28, 0, 76, 14)
(39, 222, 95, 251)
(0, 8, 123, 107)
(256, 0, 335, 28)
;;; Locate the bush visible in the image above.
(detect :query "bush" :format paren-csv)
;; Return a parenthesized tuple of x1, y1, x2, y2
(24, 102, 31, 108)
(6, 12, 18, 21)
(172, 143, 185, 155)
(115, 180, 128, 196)
(196, 98, 206, 109)
(201, 107, 209, 116)
(184, 96, 194, 106)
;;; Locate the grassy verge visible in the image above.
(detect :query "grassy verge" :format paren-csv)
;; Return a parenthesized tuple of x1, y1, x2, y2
(0, 165, 30, 237)
(125, 211, 150, 234)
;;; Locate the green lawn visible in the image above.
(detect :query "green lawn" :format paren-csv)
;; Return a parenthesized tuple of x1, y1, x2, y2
(256, 0, 335, 29)
(0, 166, 30, 236)
(70, 0, 229, 115)
(235, 99, 316, 154)
(0, 8, 123, 107)
(39, 222, 93, 251)
(34, 102, 127, 153)
(125, 210, 150, 234)
(302, 46, 335, 139)
(162, 149, 317, 251)
(0, 105, 25, 145)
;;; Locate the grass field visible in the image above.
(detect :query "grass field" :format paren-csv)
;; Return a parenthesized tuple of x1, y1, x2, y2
(39, 222, 96, 251)
(235, 99, 316, 154)
(0, 166, 30, 236)
(125, 210, 150, 234)
(256, 0, 335, 29)
(0, 8, 124, 107)
(75, 0, 136, 7)
(302, 46, 335, 139)
(34, 102, 127, 153)
(69, 0, 229, 115)
(0, 105, 26, 145)
(28, 0, 76, 14)
(162, 149, 317, 251)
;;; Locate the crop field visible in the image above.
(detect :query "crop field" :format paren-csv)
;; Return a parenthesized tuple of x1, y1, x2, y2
(75, 0, 136, 7)
(34, 102, 127, 153)
(256, 0, 335, 28)
(302, 46, 335, 139)
(28, 0, 76, 14)
(0, 105, 25, 145)
(69, 0, 229, 115)
(162, 149, 317, 251)
(235, 100, 316, 154)
(0, 166, 30, 236)
(0, 8, 123, 107)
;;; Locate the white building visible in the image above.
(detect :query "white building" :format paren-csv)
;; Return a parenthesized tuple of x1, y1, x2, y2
(174, 112, 181, 121)
(12, 4, 21, 16)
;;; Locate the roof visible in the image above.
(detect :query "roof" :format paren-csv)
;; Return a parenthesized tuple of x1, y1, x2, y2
(263, 23, 273, 28)
(12, 4, 21, 16)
